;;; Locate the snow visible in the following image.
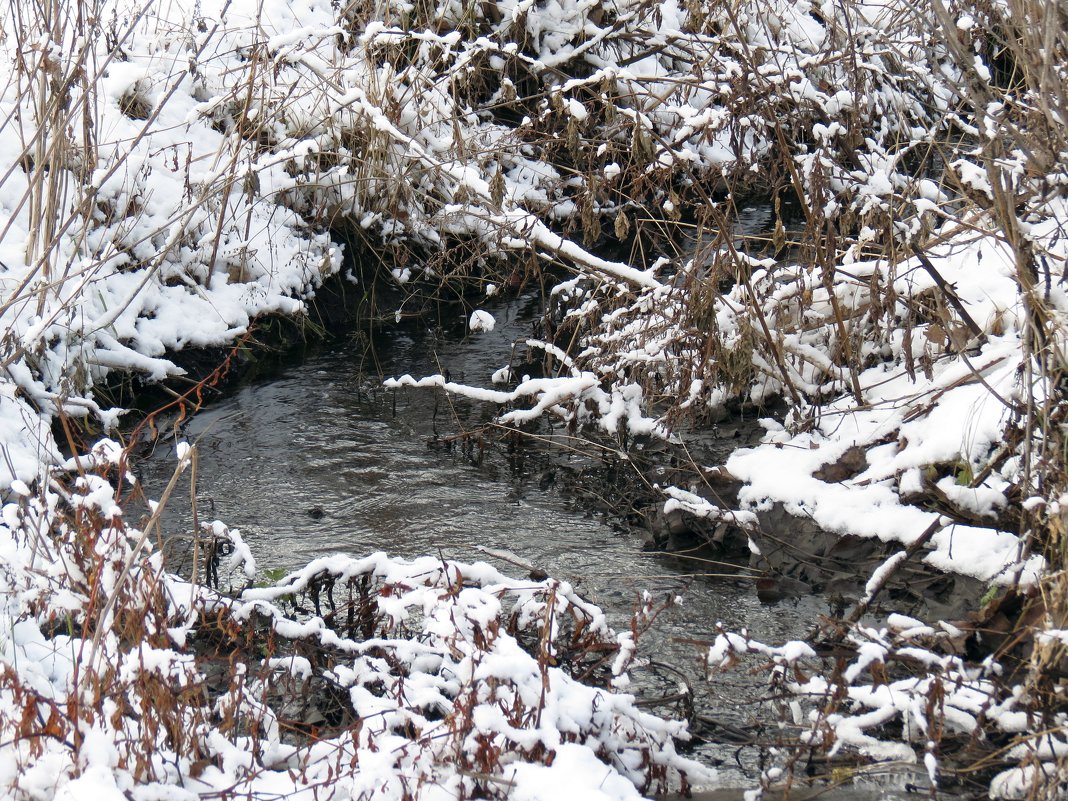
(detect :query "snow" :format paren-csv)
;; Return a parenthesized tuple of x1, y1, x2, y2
(990, 766, 1043, 800)
(0, 0, 1063, 796)
(925, 524, 1045, 585)
(509, 744, 646, 800)
(469, 309, 496, 332)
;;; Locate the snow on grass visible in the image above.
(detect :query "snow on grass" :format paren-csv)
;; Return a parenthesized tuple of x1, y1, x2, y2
(0, 0, 342, 485)
(0, 0, 732, 796)
(0, 469, 711, 800)
(0, 0, 1066, 796)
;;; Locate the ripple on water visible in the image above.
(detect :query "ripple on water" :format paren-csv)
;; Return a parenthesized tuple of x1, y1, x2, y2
(135, 293, 835, 787)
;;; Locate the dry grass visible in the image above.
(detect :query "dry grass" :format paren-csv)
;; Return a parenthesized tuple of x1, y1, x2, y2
(1, 0, 1066, 796)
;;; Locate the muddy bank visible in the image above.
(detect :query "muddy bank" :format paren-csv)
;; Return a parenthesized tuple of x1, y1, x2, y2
(642, 473, 990, 625)
(561, 415, 990, 628)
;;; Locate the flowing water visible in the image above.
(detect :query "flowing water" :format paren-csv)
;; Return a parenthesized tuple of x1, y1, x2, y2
(133, 250, 925, 794)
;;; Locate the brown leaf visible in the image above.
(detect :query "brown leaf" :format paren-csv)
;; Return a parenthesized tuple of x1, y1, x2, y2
(925, 323, 947, 345)
(813, 445, 868, 483)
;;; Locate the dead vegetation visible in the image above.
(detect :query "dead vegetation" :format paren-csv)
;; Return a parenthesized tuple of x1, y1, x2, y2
(0, 0, 1066, 796)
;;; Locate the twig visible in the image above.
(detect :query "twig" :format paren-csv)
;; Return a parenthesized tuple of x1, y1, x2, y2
(813, 517, 943, 642)
(911, 246, 986, 343)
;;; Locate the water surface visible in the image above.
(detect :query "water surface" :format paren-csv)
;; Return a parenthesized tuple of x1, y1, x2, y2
(133, 286, 894, 789)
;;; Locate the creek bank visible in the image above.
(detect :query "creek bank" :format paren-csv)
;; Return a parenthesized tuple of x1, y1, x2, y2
(645, 479, 993, 623)
(565, 416, 995, 628)
(99, 256, 544, 469)
(121, 266, 1025, 798)
(128, 285, 835, 787)
(115, 253, 1000, 633)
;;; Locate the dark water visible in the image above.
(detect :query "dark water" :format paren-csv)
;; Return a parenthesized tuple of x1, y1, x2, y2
(133, 272, 924, 794)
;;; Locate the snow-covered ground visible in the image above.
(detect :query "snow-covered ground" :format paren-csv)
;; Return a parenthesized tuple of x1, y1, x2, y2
(1, 0, 1066, 797)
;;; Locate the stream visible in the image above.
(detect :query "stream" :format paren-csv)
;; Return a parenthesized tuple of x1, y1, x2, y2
(129, 286, 828, 786)
(132, 277, 923, 796)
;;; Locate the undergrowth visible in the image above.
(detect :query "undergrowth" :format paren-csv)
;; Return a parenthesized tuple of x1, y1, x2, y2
(0, 0, 1066, 797)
